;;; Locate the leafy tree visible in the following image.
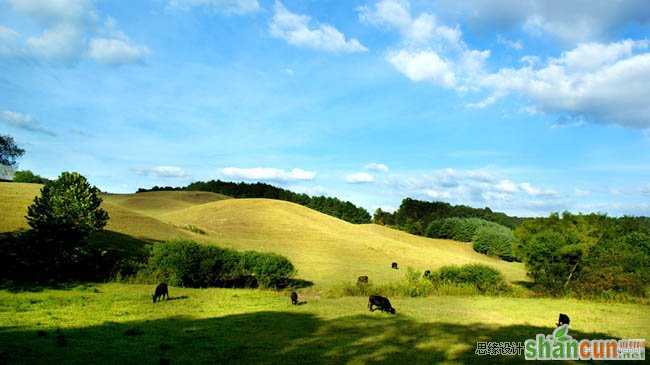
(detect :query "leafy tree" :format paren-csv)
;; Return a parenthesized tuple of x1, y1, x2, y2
(13, 170, 50, 184)
(27, 172, 108, 240)
(0, 134, 25, 167)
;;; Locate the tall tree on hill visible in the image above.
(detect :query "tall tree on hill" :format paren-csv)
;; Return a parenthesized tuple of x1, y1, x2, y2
(0, 134, 25, 167)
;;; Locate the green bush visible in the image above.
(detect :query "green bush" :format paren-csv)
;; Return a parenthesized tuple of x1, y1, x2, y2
(473, 225, 518, 261)
(434, 264, 508, 293)
(142, 240, 295, 289)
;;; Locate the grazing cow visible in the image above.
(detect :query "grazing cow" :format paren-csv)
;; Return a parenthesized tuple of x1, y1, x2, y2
(557, 313, 570, 327)
(152, 283, 169, 303)
(368, 295, 396, 314)
(357, 275, 369, 285)
(290, 291, 298, 305)
(391, 262, 399, 270)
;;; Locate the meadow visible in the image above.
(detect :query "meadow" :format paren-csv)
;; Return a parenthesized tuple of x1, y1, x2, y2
(1, 182, 649, 364)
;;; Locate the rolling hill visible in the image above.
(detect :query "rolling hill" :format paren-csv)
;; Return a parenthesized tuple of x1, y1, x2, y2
(0, 182, 528, 287)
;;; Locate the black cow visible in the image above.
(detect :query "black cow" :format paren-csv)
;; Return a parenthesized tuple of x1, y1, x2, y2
(423, 270, 431, 278)
(152, 283, 169, 303)
(357, 276, 369, 285)
(557, 313, 570, 327)
(368, 295, 396, 314)
(391, 262, 399, 270)
(290, 291, 298, 305)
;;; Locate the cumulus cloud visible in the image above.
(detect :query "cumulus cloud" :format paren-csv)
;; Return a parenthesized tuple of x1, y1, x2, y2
(346, 172, 375, 184)
(0, 110, 56, 136)
(134, 166, 189, 178)
(358, 0, 461, 46)
(384, 167, 561, 215)
(167, 0, 260, 14)
(496, 35, 522, 50)
(221, 167, 316, 182)
(474, 39, 650, 128)
(437, 0, 650, 44)
(365, 162, 389, 172)
(360, 0, 489, 91)
(270, 1, 367, 53)
(4, 0, 148, 65)
(87, 37, 150, 65)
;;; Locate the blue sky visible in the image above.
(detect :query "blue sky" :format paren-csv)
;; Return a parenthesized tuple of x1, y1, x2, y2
(1, 0, 650, 216)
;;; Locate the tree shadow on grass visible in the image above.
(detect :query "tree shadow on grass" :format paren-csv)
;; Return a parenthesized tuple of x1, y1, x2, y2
(0, 311, 638, 364)
(0, 230, 152, 293)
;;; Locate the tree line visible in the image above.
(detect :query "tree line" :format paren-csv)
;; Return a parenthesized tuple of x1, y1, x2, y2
(373, 197, 522, 233)
(138, 180, 372, 224)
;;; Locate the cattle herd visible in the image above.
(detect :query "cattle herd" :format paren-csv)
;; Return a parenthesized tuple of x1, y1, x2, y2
(151, 261, 571, 327)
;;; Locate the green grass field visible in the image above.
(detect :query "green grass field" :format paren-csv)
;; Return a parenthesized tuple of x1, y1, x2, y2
(1, 182, 649, 364)
(1, 284, 649, 364)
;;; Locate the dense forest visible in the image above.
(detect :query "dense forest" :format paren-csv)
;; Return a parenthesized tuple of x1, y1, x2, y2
(137, 180, 371, 224)
(373, 198, 523, 234)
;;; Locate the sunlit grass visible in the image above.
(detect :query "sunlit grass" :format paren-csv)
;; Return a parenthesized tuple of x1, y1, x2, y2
(0, 284, 648, 364)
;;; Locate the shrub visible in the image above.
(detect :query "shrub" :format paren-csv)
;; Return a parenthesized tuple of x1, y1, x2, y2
(434, 264, 508, 293)
(142, 240, 295, 289)
(473, 225, 518, 261)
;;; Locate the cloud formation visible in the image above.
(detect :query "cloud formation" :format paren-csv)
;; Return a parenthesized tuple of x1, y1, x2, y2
(474, 39, 650, 128)
(3, 0, 149, 65)
(167, 0, 260, 14)
(437, 0, 650, 43)
(362, 1, 650, 129)
(365, 162, 389, 172)
(270, 1, 367, 53)
(346, 172, 375, 183)
(221, 167, 316, 182)
(134, 166, 189, 178)
(0, 110, 56, 136)
(384, 168, 562, 215)
(360, 0, 489, 91)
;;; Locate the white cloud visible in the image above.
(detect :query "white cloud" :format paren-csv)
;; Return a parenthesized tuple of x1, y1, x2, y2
(437, 0, 650, 44)
(167, 0, 260, 14)
(134, 166, 189, 178)
(26, 23, 86, 62)
(9, 0, 97, 25)
(519, 182, 558, 197)
(270, 1, 367, 53)
(365, 162, 389, 172)
(574, 188, 591, 197)
(383, 167, 562, 215)
(5, 0, 148, 65)
(388, 49, 456, 87)
(346, 172, 375, 184)
(496, 35, 522, 50)
(358, 0, 461, 46)
(0, 110, 56, 136)
(0, 26, 22, 56)
(221, 167, 316, 182)
(360, 0, 489, 91)
(475, 39, 650, 128)
(87, 37, 150, 65)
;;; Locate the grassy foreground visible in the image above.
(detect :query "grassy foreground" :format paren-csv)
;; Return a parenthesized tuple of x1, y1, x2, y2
(1, 283, 649, 364)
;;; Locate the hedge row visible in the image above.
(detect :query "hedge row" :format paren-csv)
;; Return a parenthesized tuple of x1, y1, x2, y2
(141, 240, 295, 288)
(425, 217, 518, 261)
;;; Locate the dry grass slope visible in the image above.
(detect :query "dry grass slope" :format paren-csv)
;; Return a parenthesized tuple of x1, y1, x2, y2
(0, 183, 527, 287)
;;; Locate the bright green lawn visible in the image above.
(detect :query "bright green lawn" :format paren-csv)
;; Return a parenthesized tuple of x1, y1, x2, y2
(1, 284, 648, 364)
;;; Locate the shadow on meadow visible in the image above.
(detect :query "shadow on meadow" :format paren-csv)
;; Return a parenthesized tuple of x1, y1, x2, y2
(0, 310, 630, 364)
